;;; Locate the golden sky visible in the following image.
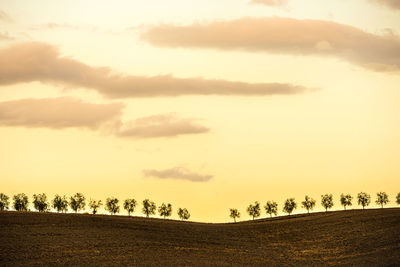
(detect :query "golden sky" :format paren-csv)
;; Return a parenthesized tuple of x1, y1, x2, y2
(1, 0, 400, 222)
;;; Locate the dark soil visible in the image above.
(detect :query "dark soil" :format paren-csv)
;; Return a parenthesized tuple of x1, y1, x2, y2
(1, 208, 399, 266)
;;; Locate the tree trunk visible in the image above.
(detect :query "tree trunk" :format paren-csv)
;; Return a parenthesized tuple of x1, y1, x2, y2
(270, 214, 272, 218)
(234, 217, 236, 223)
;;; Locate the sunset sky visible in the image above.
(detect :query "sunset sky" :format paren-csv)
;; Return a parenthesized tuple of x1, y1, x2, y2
(1, 0, 400, 222)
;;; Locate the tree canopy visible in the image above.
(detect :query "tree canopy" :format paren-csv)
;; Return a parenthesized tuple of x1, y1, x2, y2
(283, 198, 297, 215)
(69, 193, 86, 213)
(229, 208, 240, 222)
(142, 199, 156, 217)
(247, 201, 261, 220)
(264, 201, 278, 217)
(178, 208, 190, 220)
(89, 199, 102, 214)
(124, 199, 137, 216)
(357, 192, 371, 209)
(0, 193, 10, 211)
(321, 194, 334, 212)
(13, 193, 29, 211)
(33, 193, 49, 212)
(301, 196, 316, 214)
(340, 194, 352, 210)
(105, 197, 120, 215)
(375, 192, 389, 208)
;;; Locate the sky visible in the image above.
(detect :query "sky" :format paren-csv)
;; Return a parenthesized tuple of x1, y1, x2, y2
(1, 0, 400, 222)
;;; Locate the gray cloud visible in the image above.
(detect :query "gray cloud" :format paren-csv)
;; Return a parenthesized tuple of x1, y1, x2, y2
(368, 0, 400, 10)
(0, 97, 209, 138)
(250, 0, 288, 7)
(117, 113, 209, 138)
(0, 42, 311, 98)
(141, 17, 400, 72)
(0, 97, 123, 129)
(143, 166, 213, 182)
(0, 10, 13, 23)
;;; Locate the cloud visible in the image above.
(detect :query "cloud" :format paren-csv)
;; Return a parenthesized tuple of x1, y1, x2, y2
(250, 0, 288, 7)
(0, 97, 123, 129)
(0, 10, 13, 23)
(0, 97, 209, 138)
(368, 0, 400, 10)
(0, 31, 14, 41)
(141, 17, 400, 72)
(117, 113, 209, 138)
(0, 42, 311, 98)
(143, 166, 213, 182)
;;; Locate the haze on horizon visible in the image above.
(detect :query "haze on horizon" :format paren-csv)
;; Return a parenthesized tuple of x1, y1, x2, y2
(1, 0, 399, 222)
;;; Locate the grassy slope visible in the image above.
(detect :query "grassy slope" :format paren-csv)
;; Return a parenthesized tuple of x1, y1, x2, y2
(0, 208, 399, 266)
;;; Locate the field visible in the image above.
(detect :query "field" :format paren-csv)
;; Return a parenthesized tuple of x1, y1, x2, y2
(1, 208, 400, 266)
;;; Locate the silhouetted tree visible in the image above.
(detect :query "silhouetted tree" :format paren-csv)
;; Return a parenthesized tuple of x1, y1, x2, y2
(340, 194, 352, 210)
(69, 193, 86, 213)
(13, 193, 29, 211)
(229, 208, 240, 222)
(158, 203, 172, 219)
(357, 192, 371, 209)
(247, 201, 261, 220)
(89, 199, 102, 214)
(397, 193, 400, 205)
(105, 197, 120, 215)
(124, 199, 137, 216)
(178, 208, 190, 221)
(0, 193, 10, 211)
(283, 198, 297, 215)
(375, 192, 389, 208)
(301, 196, 316, 214)
(321, 194, 334, 212)
(142, 199, 156, 217)
(52, 195, 68, 213)
(264, 201, 278, 218)
(33, 193, 49, 212)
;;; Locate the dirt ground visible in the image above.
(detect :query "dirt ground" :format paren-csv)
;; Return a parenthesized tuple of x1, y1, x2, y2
(0, 208, 399, 266)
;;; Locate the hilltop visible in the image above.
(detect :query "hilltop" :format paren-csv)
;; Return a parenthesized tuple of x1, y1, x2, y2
(0, 208, 400, 266)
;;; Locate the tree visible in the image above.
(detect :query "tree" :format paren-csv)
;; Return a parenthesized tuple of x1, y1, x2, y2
(158, 203, 172, 219)
(142, 199, 156, 217)
(321, 194, 334, 212)
(33, 193, 49, 212)
(264, 201, 278, 218)
(375, 192, 389, 208)
(397, 193, 400, 205)
(13, 193, 29, 211)
(69, 193, 86, 213)
(357, 192, 371, 209)
(178, 208, 190, 221)
(247, 201, 261, 220)
(52, 195, 68, 213)
(124, 199, 137, 216)
(283, 198, 297, 215)
(301, 196, 316, 214)
(340, 194, 352, 210)
(105, 197, 120, 215)
(0, 193, 10, 211)
(229, 208, 240, 222)
(89, 199, 102, 214)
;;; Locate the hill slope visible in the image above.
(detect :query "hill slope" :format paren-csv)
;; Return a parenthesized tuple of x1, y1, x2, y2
(1, 209, 400, 266)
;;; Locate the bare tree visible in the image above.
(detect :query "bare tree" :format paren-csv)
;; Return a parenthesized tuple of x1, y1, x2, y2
(13, 193, 29, 211)
(264, 201, 278, 218)
(69, 193, 86, 213)
(33, 193, 49, 212)
(340, 194, 352, 210)
(89, 199, 102, 214)
(357, 192, 371, 209)
(52, 195, 68, 213)
(301, 196, 316, 214)
(247, 201, 261, 220)
(283, 198, 297, 215)
(375, 192, 389, 208)
(105, 197, 120, 215)
(142, 199, 156, 217)
(158, 203, 172, 219)
(229, 208, 240, 222)
(124, 199, 137, 216)
(178, 208, 190, 221)
(0, 193, 10, 211)
(321, 194, 334, 212)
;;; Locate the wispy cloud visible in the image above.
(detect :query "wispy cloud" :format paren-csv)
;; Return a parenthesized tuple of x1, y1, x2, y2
(0, 97, 209, 139)
(0, 42, 312, 98)
(117, 114, 209, 138)
(143, 166, 213, 182)
(250, 0, 288, 7)
(0, 10, 13, 23)
(368, 0, 400, 10)
(141, 17, 400, 72)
